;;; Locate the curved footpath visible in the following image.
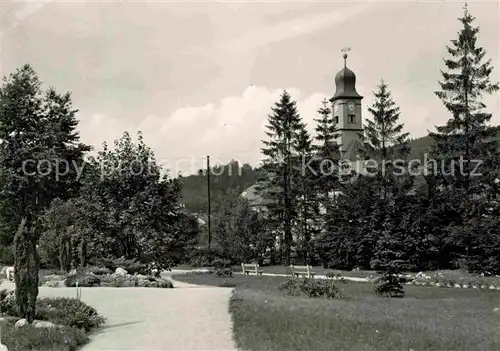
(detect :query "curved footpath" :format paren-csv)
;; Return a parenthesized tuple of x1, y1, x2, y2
(4, 270, 237, 350)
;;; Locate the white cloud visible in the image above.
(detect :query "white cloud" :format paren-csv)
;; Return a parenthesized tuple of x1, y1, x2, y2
(77, 86, 328, 176)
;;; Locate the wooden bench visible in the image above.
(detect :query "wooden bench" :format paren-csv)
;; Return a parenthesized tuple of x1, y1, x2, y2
(241, 263, 263, 276)
(290, 265, 315, 278)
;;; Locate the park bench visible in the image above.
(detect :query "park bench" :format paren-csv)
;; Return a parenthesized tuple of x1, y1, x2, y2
(241, 263, 263, 276)
(290, 265, 315, 278)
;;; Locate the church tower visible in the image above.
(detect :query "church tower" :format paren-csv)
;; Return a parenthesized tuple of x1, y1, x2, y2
(329, 49, 363, 157)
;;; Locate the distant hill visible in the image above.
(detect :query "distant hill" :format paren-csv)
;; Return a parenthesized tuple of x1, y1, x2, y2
(407, 126, 500, 161)
(179, 160, 261, 214)
(408, 135, 434, 161)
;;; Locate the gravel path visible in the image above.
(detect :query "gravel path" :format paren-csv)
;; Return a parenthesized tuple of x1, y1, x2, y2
(3, 272, 237, 350)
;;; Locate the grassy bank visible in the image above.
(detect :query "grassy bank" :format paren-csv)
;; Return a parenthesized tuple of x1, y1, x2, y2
(174, 273, 500, 351)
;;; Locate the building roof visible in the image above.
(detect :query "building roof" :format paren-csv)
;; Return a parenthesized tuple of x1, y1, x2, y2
(241, 183, 278, 207)
(342, 139, 377, 162)
(330, 65, 363, 102)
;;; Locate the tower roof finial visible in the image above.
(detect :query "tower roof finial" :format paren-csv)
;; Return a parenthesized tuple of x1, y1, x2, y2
(341, 47, 351, 68)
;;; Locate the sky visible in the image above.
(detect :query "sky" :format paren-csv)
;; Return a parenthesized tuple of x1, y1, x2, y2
(1, 0, 499, 176)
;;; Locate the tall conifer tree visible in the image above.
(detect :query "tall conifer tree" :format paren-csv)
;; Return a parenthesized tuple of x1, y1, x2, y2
(261, 91, 304, 265)
(429, 5, 500, 270)
(293, 124, 318, 263)
(364, 79, 411, 199)
(313, 99, 341, 210)
(430, 5, 499, 198)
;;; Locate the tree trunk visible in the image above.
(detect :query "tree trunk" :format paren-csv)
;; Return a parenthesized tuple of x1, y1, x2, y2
(58, 234, 67, 273)
(79, 239, 87, 268)
(64, 236, 72, 272)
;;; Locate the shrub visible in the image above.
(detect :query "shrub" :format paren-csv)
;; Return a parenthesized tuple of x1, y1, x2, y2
(0, 320, 88, 351)
(211, 258, 231, 269)
(278, 278, 343, 299)
(1, 294, 105, 332)
(299, 278, 342, 298)
(0, 289, 17, 316)
(36, 297, 105, 331)
(189, 246, 230, 267)
(189, 250, 212, 267)
(278, 279, 301, 296)
(214, 268, 233, 278)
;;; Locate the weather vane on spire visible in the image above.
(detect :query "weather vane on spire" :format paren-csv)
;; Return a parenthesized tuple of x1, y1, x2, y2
(341, 47, 351, 67)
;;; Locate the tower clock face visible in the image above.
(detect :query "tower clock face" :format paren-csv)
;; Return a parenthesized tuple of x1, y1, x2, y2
(348, 102, 355, 111)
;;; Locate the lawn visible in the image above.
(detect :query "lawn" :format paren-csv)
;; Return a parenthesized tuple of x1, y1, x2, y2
(174, 273, 500, 351)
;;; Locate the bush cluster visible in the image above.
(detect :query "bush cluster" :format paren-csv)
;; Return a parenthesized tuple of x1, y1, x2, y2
(0, 321, 88, 351)
(278, 278, 343, 299)
(0, 290, 105, 332)
(189, 247, 235, 268)
(36, 297, 105, 331)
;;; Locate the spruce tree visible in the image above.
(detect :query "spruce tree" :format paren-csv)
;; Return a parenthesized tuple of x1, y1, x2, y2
(313, 99, 341, 212)
(314, 99, 339, 153)
(430, 5, 499, 197)
(428, 6, 499, 270)
(317, 174, 382, 270)
(365, 80, 410, 159)
(293, 124, 317, 263)
(374, 260, 405, 298)
(357, 80, 411, 272)
(364, 79, 412, 199)
(261, 91, 304, 265)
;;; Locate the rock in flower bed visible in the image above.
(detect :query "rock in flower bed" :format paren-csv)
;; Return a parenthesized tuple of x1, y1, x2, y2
(40, 267, 174, 288)
(0, 289, 105, 350)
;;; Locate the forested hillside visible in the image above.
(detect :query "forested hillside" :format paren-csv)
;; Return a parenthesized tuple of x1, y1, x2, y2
(180, 160, 261, 214)
(408, 135, 433, 160)
(407, 127, 500, 161)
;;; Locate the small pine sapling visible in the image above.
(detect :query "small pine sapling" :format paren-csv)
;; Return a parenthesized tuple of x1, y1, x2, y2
(375, 260, 405, 298)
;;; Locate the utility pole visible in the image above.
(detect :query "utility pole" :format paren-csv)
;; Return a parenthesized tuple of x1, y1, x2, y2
(207, 155, 212, 251)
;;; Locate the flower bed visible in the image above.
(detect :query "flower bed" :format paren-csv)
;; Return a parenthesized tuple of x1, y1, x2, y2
(324, 270, 500, 290)
(406, 272, 500, 290)
(0, 289, 105, 351)
(40, 267, 174, 289)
